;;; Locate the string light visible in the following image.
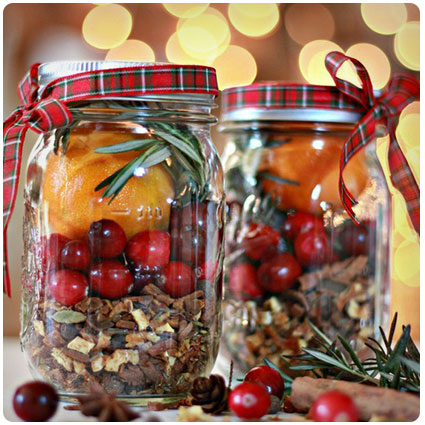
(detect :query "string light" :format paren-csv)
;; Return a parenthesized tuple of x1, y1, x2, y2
(361, 3, 407, 35)
(227, 3, 280, 37)
(105, 39, 155, 62)
(212, 45, 257, 90)
(394, 22, 420, 71)
(284, 4, 335, 45)
(163, 3, 209, 18)
(82, 4, 132, 49)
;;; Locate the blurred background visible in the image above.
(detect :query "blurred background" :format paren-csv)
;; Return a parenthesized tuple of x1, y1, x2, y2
(3, 3, 420, 339)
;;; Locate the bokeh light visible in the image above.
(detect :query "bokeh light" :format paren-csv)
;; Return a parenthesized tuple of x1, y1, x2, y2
(299, 40, 343, 85)
(163, 3, 209, 19)
(361, 3, 407, 35)
(212, 45, 257, 90)
(165, 32, 210, 65)
(105, 39, 155, 62)
(227, 3, 280, 37)
(285, 4, 335, 45)
(394, 21, 420, 71)
(82, 4, 132, 49)
(393, 193, 419, 241)
(405, 146, 420, 186)
(399, 100, 419, 121)
(177, 7, 230, 62)
(345, 43, 391, 90)
(396, 113, 420, 151)
(393, 239, 420, 287)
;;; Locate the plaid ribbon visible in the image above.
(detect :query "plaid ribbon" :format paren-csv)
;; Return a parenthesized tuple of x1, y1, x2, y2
(324, 51, 419, 235)
(3, 63, 218, 296)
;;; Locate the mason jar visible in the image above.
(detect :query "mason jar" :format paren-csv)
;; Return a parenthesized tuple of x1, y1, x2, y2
(220, 83, 391, 373)
(19, 61, 224, 400)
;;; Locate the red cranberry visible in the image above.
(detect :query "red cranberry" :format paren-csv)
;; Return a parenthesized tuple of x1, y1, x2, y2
(311, 390, 359, 422)
(340, 223, 370, 256)
(257, 253, 301, 293)
(126, 230, 170, 268)
(41, 233, 70, 272)
(131, 264, 161, 293)
(294, 230, 329, 267)
(48, 270, 88, 306)
(60, 240, 90, 270)
(282, 212, 323, 241)
(88, 219, 126, 258)
(244, 365, 285, 399)
(241, 223, 280, 260)
(13, 381, 59, 421)
(162, 261, 195, 297)
(90, 260, 133, 299)
(197, 260, 218, 282)
(229, 263, 264, 300)
(228, 382, 271, 419)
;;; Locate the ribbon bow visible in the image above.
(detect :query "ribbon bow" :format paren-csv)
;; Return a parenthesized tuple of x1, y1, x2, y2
(325, 51, 420, 236)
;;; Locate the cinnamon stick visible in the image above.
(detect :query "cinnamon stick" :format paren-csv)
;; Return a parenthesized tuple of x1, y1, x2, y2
(290, 377, 419, 421)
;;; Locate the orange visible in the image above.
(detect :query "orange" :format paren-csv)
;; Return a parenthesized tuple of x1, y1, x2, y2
(260, 137, 368, 215)
(42, 127, 175, 240)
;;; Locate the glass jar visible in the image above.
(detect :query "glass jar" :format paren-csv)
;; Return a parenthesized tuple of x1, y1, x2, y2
(220, 83, 391, 373)
(20, 61, 224, 401)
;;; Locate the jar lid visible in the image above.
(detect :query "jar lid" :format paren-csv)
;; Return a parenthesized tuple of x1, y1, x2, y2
(221, 82, 365, 124)
(37, 60, 219, 97)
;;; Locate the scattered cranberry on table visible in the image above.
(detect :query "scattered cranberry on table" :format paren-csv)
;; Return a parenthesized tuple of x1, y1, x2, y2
(294, 229, 329, 267)
(229, 262, 264, 300)
(242, 222, 280, 260)
(311, 390, 359, 422)
(162, 261, 195, 297)
(228, 382, 271, 419)
(244, 365, 285, 399)
(126, 230, 170, 268)
(13, 381, 59, 422)
(282, 211, 323, 241)
(60, 240, 90, 270)
(88, 219, 127, 259)
(257, 253, 302, 293)
(90, 260, 133, 299)
(48, 269, 88, 306)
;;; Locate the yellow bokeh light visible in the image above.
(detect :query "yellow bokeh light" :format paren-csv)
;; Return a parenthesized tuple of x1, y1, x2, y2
(361, 3, 407, 35)
(105, 39, 155, 62)
(393, 239, 420, 287)
(400, 101, 420, 121)
(212, 45, 257, 90)
(82, 4, 132, 49)
(345, 43, 391, 90)
(405, 146, 420, 186)
(228, 3, 280, 37)
(285, 4, 335, 45)
(165, 32, 211, 66)
(394, 21, 420, 71)
(396, 113, 420, 150)
(393, 193, 419, 241)
(299, 40, 343, 85)
(163, 3, 209, 18)
(177, 7, 230, 62)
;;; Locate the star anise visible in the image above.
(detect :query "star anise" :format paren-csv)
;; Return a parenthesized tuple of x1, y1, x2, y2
(75, 382, 139, 422)
(190, 374, 229, 414)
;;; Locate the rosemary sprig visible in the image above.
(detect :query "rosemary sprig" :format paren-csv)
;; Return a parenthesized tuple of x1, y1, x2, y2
(270, 314, 419, 394)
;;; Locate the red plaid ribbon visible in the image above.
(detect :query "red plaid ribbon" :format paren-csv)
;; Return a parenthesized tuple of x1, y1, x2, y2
(3, 63, 218, 296)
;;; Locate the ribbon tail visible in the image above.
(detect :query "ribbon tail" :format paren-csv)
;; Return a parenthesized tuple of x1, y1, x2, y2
(3, 229, 11, 297)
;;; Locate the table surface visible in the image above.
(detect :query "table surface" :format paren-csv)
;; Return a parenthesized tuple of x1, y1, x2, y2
(3, 337, 303, 422)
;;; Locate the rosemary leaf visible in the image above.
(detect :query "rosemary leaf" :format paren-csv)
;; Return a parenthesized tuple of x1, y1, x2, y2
(383, 325, 411, 373)
(400, 357, 420, 375)
(258, 171, 300, 186)
(307, 319, 333, 345)
(302, 349, 354, 374)
(94, 138, 160, 153)
(337, 335, 367, 374)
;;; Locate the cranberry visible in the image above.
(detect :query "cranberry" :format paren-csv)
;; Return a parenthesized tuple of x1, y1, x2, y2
(294, 230, 329, 267)
(88, 219, 126, 258)
(126, 230, 170, 268)
(282, 212, 323, 241)
(60, 240, 90, 270)
(162, 261, 195, 297)
(244, 365, 285, 399)
(48, 270, 88, 306)
(229, 263, 264, 300)
(13, 381, 59, 421)
(340, 223, 370, 256)
(131, 264, 161, 293)
(241, 223, 280, 261)
(41, 233, 70, 272)
(228, 382, 271, 419)
(171, 227, 208, 265)
(311, 390, 358, 422)
(197, 260, 218, 282)
(257, 253, 301, 293)
(90, 260, 133, 299)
